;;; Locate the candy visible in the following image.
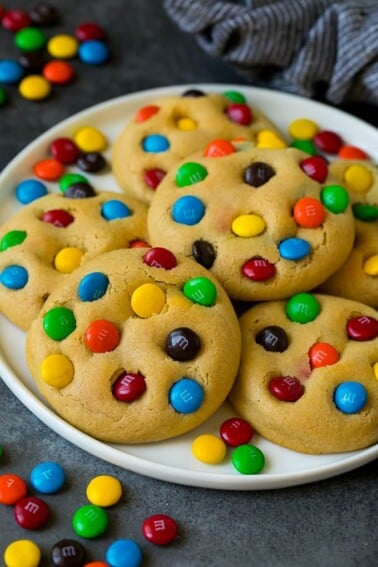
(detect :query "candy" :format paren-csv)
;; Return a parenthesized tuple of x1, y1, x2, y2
(75, 22, 106, 42)
(278, 237, 311, 261)
(142, 514, 178, 545)
(33, 158, 65, 181)
(313, 130, 343, 153)
(269, 376, 304, 402)
(226, 103, 252, 125)
(15, 178, 47, 203)
(86, 475, 122, 507)
(42, 209, 74, 227)
(343, 165, 373, 193)
(285, 293, 321, 323)
(101, 199, 131, 220)
(289, 118, 319, 140)
(0, 60, 24, 84)
(77, 152, 106, 173)
(338, 145, 368, 160)
(353, 203, 378, 221)
(165, 327, 201, 361)
(4, 539, 41, 567)
(40, 354, 74, 388)
(0, 230, 27, 251)
(223, 90, 246, 103)
(0, 473, 28, 505)
(172, 195, 205, 225)
(72, 504, 109, 539)
(182, 88, 205, 97)
(192, 239, 216, 269)
(43, 306, 76, 340)
(256, 131, 286, 149)
(293, 197, 326, 228)
(192, 434, 227, 464)
(29, 3, 60, 26)
(30, 461, 66, 494)
(231, 213, 266, 237)
(309, 342, 339, 368)
(142, 134, 169, 153)
(43, 60, 75, 84)
(242, 257, 276, 281)
(135, 104, 159, 122)
(204, 139, 235, 157)
(231, 444, 265, 474)
(143, 247, 177, 269)
(65, 182, 96, 198)
(176, 116, 197, 130)
(144, 168, 166, 189)
(169, 378, 204, 413)
(84, 320, 120, 353)
(131, 283, 166, 318)
(2, 9, 31, 31)
(333, 382, 367, 414)
(18, 51, 46, 75)
(0, 86, 7, 105)
(74, 126, 107, 152)
(50, 137, 80, 164)
(0, 265, 28, 289)
(112, 372, 146, 402)
(176, 162, 208, 187)
(78, 40, 109, 65)
(47, 34, 79, 58)
(19, 75, 51, 100)
(255, 325, 289, 352)
(320, 184, 349, 214)
(14, 27, 46, 51)
(14, 496, 49, 529)
(346, 316, 378, 341)
(243, 162, 275, 187)
(50, 539, 86, 566)
(105, 539, 143, 567)
(220, 417, 254, 447)
(363, 255, 378, 276)
(78, 272, 109, 302)
(300, 155, 328, 182)
(183, 276, 217, 306)
(290, 139, 317, 155)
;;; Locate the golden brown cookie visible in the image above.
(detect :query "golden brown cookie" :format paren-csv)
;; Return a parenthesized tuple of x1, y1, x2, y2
(111, 88, 283, 203)
(229, 293, 378, 454)
(0, 190, 148, 330)
(148, 144, 355, 302)
(25, 247, 241, 444)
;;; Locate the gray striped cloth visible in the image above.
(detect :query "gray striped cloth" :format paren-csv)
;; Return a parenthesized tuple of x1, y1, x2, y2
(164, 0, 378, 106)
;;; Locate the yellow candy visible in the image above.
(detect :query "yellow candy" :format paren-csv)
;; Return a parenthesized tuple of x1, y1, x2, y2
(47, 34, 78, 58)
(373, 362, 378, 380)
(231, 214, 266, 237)
(74, 126, 107, 152)
(256, 129, 286, 149)
(86, 475, 122, 507)
(4, 539, 41, 567)
(131, 283, 166, 318)
(343, 165, 373, 193)
(288, 118, 319, 140)
(40, 354, 74, 388)
(176, 117, 197, 131)
(18, 75, 51, 101)
(363, 254, 378, 276)
(192, 434, 227, 464)
(54, 247, 83, 273)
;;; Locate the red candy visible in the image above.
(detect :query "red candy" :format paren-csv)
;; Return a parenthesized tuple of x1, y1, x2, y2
(14, 496, 49, 529)
(112, 372, 146, 402)
(42, 209, 74, 227)
(135, 105, 159, 123)
(226, 103, 253, 126)
(242, 257, 276, 281)
(314, 130, 343, 154)
(143, 247, 177, 270)
(300, 156, 328, 182)
(346, 316, 378, 341)
(75, 22, 106, 42)
(269, 376, 304, 402)
(144, 168, 166, 190)
(50, 137, 80, 164)
(220, 417, 254, 447)
(85, 320, 120, 353)
(142, 514, 178, 545)
(2, 9, 31, 31)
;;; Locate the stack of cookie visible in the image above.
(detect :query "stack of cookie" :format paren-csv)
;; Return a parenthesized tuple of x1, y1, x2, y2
(1, 88, 377, 454)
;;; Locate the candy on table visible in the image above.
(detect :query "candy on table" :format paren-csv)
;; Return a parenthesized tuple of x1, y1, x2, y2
(3, 539, 42, 567)
(86, 474, 122, 507)
(142, 514, 178, 545)
(50, 539, 87, 566)
(30, 461, 66, 494)
(0, 472, 28, 505)
(72, 504, 109, 538)
(14, 495, 50, 529)
(105, 539, 143, 567)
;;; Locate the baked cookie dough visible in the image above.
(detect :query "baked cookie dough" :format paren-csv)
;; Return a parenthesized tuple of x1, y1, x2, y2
(111, 88, 283, 203)
(148, 144, 355, 302)
(229, 293, 378, 454)
(0, 190, 148, 330)
(25, 247, 241, 444)
(318, 160, 378, 308)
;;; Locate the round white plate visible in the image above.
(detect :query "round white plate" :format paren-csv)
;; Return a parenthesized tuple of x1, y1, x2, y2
(0, 85, 377, 490)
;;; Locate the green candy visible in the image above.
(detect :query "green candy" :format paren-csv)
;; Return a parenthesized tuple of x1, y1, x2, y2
(320, 184, 349, 214)
(14, 27, 46, 51)
(43, 306, 76, 340)
(59, 173, 89, 192)
(183, 277, 217, 306)
(223, 90, 246, 104)
(0, 86, 7, 107)
(290, 139, 317, 155)
(285, 293, 321, 324)
(72, 504, 109, 539)
(0, 230, 27, 251)
(0, 445, 3, 460)
(176, 162, 208, 187)
(231, 444, 265, 474)
(353, 203, 378, 222)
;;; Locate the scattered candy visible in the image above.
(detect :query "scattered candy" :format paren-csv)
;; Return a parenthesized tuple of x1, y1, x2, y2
(50, 539, 86, 566)
(142, 514, 178, 545)
(4, 539, 41, 567)
(106, 539, 143, 567)
(86, 475, 122, 507)
(14, 27, 46, 51)
(78, 40, 109, 65)
(0, 473, 28, 505)
(74, 126, 107, 153)
(19, 74, 51, 100)
(42, 60, 75, 84)
(30, 461, 66, 494)
(72, 504, 109, 539)
(14, 495, 50, 529)
(47, 33, 78, 58)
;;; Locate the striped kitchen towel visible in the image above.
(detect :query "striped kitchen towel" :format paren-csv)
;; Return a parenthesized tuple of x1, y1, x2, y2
(164, 0, 378, 106)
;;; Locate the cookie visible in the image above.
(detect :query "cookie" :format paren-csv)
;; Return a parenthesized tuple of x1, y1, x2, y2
(229, 293, 378, 454)
(0, 190, 148, 330)
(148, 144, 355, 301)
(318, 160, 378, 307)
(25, 247, 241, 444)
(111, 88, 283, 203)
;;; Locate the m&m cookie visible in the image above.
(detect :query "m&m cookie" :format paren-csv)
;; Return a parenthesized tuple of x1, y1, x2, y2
(229, 293, 378, 454)
(25, 247, 241, 443)
(0, 190, 148, 330)
(318, 160, 378, 308)
(111, 89, 283, 203)
(148, 144, 355, 302)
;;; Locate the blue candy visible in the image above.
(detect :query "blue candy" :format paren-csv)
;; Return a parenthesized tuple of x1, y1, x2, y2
(101, 199, 132, 220)
(78, 271, 109, 302)
(16, 178, 48, 204)
(106, 539, 143, 567)
(30, 461, 66, 494)
(79, 40, 109, 65)
(278, 237, 311, 260)
(172, 195, 205, 225)
(0, 265, 28, 289)
(333, 382, 367, 414)
(142, 134, 170, 153)
(0, 60, 24, 84)
(169, 377, 204, 413)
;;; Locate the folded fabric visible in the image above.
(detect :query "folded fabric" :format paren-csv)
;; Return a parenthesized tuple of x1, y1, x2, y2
(164, 0, 378, 106)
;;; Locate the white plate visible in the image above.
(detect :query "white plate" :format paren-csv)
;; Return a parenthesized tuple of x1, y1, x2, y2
(0, 85, 377, 490)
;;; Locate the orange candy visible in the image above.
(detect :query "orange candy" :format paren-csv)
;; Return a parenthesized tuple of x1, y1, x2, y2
(309, 342, 339, 368)
(204, 139, 236, 157)
(135, 105, 160, 123)
(0, 473, 28, 505)
(129, 239, 150, 248)
(338, 145, 368, 160)
(33, 157, 65, 181)
(43, 60, 75, 84)
(85, 320, 120, 353)
(84, 563, 109, 567)
(293, 197, 326, 228)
